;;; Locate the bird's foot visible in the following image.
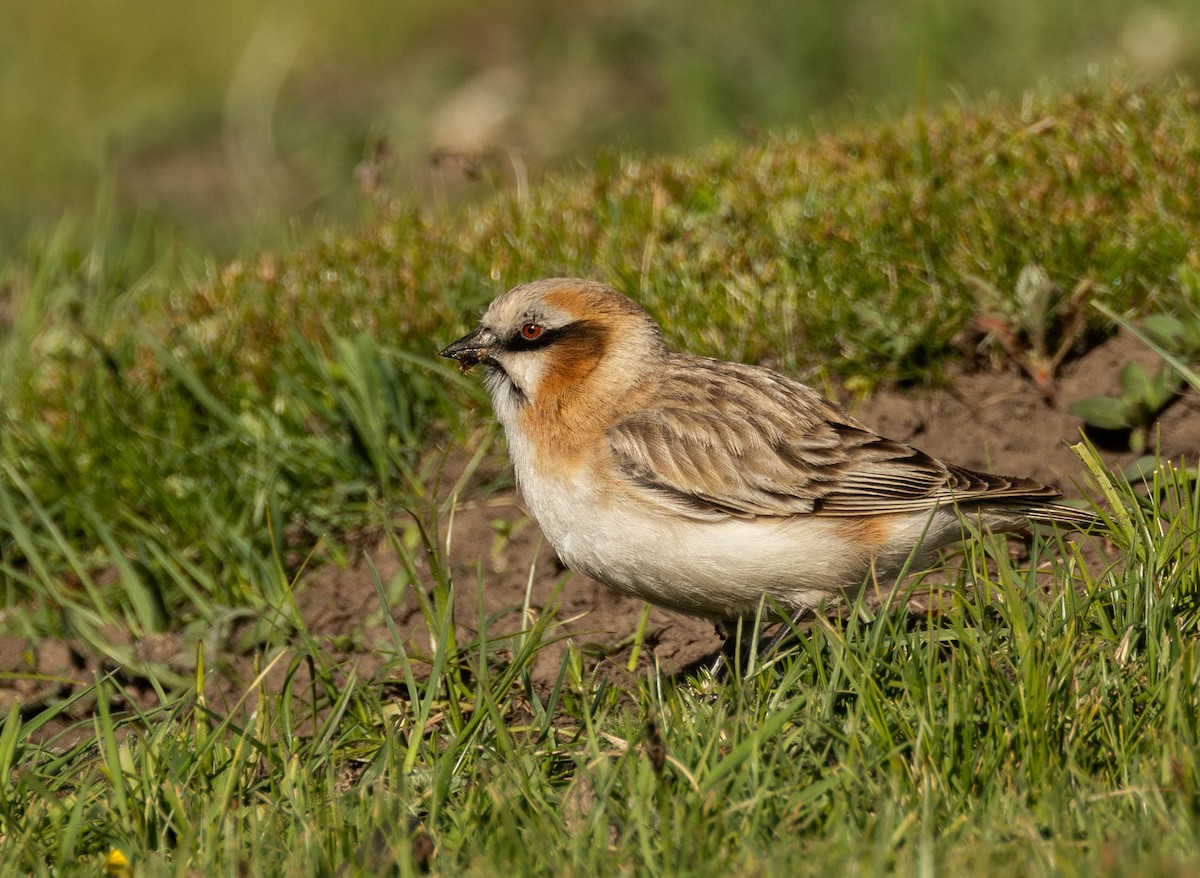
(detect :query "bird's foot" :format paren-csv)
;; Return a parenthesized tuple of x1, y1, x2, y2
(707, 610, 812, 679)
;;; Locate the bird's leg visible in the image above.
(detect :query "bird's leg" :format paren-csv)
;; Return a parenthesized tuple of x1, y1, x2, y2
(757, 607, 812, 660)
(708, 619, 735, 677)
(709, 616, 784, 678)
(708, 651, 728, 678)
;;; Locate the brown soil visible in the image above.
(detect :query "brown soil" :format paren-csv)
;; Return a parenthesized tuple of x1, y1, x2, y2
(6, 331, 1199, 739)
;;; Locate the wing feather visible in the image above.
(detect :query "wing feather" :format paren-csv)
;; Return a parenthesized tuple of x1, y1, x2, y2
(607, 356, 1064, 521)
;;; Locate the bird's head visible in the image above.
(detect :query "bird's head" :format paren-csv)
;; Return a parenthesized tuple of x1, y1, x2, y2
(440, 278, 666, 418)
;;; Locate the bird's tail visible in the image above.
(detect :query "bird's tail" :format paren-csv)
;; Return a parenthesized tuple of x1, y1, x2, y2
(1021, 502, 1104, 532)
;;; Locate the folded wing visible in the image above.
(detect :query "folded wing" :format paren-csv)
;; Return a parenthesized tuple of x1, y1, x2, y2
(607, 357, 1068, 522)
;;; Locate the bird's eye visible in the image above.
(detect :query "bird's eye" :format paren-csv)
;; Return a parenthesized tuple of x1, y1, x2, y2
(520, 323, 544, 341)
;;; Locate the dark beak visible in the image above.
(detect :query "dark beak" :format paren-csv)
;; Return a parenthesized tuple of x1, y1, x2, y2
(440, 326, 496, 372)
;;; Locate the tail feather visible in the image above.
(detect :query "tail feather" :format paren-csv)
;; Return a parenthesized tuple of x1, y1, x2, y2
(1019, 502, 1103, 532)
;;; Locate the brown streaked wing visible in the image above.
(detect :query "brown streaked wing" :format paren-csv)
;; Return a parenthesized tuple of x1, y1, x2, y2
(607, 357, 1062, 520)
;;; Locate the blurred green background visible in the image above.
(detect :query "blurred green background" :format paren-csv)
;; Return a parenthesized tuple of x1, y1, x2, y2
(1, 0, 1196, 255)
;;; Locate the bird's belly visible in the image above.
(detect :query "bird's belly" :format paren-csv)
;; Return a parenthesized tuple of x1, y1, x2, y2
(517, 468, 920, 620)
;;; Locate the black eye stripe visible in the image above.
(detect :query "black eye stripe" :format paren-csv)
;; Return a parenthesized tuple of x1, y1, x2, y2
(505, 319, 608, 355)
(509, 324, 567, 350)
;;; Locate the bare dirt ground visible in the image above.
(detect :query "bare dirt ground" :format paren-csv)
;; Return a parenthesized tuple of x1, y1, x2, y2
(5, 331, 1199, 738)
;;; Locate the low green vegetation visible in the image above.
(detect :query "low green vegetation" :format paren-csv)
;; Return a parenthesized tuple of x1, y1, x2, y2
(4, 455, 1199, 876)
(1, 80, 1199, 875)
(1073, 264, 1200, 452)
(1070, 360, 1181, 453)
(1118, 263, 1200, 395)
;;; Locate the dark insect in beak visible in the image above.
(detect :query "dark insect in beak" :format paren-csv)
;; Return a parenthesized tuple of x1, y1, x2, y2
(440, 327, 495, 373)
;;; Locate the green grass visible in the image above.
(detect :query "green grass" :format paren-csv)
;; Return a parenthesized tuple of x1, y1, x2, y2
(2, 79, 1200, 874)
(3, 455, 1198, 876)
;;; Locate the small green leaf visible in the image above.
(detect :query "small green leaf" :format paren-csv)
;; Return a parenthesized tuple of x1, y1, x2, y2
(1120, 361, 1153, 403)
(1120, 455, 1162, 481)
(1141, 314, 1185, 349)
(1130, 425, 1148, 455)
(1069, 395, 1133, 430)
(1146, 369, 1179, 410)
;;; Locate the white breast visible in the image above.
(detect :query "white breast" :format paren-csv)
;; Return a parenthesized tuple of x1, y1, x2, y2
(505, 429, 936, 621)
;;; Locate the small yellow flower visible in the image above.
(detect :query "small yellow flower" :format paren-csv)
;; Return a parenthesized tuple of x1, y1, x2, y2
(105, 848, 134, 878)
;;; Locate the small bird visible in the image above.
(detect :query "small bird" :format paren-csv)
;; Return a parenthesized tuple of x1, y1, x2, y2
(441, 278, 1097, 630)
